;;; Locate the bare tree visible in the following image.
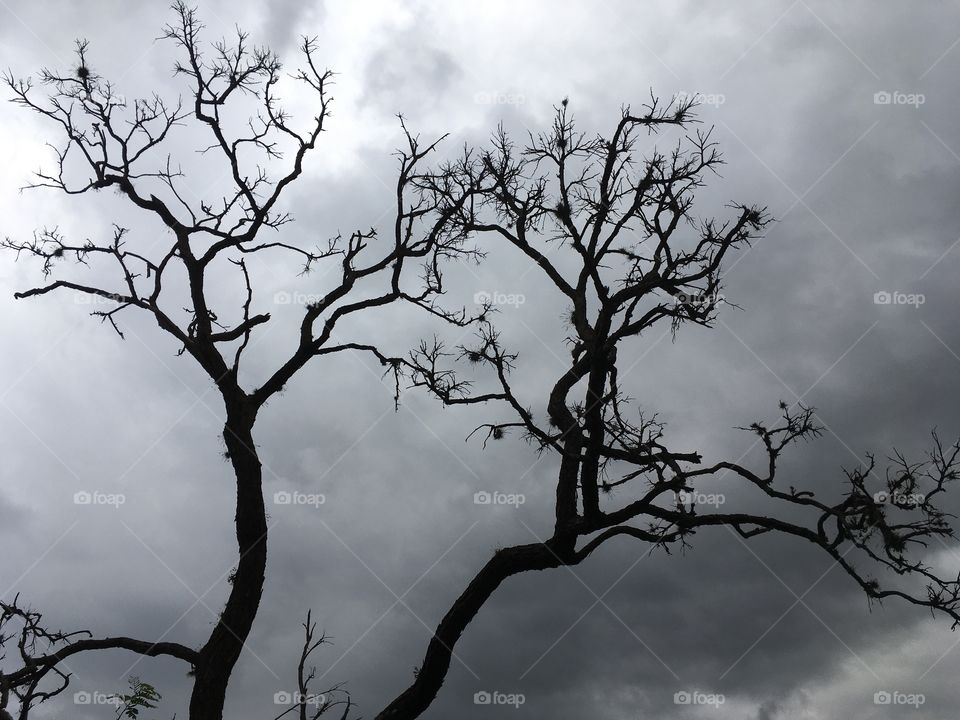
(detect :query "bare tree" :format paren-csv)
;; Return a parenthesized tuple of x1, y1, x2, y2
(0, 595, 195, 718)
(271, 611, 352, 720)
(3, 5, 959, 720)
(372, 100, 960, 718)
(1, 4, 483, 719)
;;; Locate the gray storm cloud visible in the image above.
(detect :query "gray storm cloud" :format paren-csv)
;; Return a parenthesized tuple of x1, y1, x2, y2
(2, 1, 960, 718)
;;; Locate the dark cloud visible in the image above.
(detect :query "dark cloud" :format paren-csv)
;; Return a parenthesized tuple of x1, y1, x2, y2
(2, 1, 960, 719)
(359, 22, 461, 115)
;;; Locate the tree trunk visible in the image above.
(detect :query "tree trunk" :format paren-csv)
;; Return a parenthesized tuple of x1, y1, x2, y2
(375, 543, 560, 720)
(189, 398, 266, 720)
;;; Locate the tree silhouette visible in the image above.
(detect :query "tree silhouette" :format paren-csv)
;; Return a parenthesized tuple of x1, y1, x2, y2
(372, 97, 960, 718)
(1, 4, 481, 718)
(3, 5, 960, 720)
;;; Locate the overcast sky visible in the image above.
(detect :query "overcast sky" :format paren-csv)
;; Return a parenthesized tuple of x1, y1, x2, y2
(2, 1, 960, 718)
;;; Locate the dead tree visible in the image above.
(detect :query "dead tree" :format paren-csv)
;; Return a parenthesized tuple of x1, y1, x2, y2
(372, 99, 960, 718)
(1, 4, 484, 719)
(271, 611, 353, 720)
